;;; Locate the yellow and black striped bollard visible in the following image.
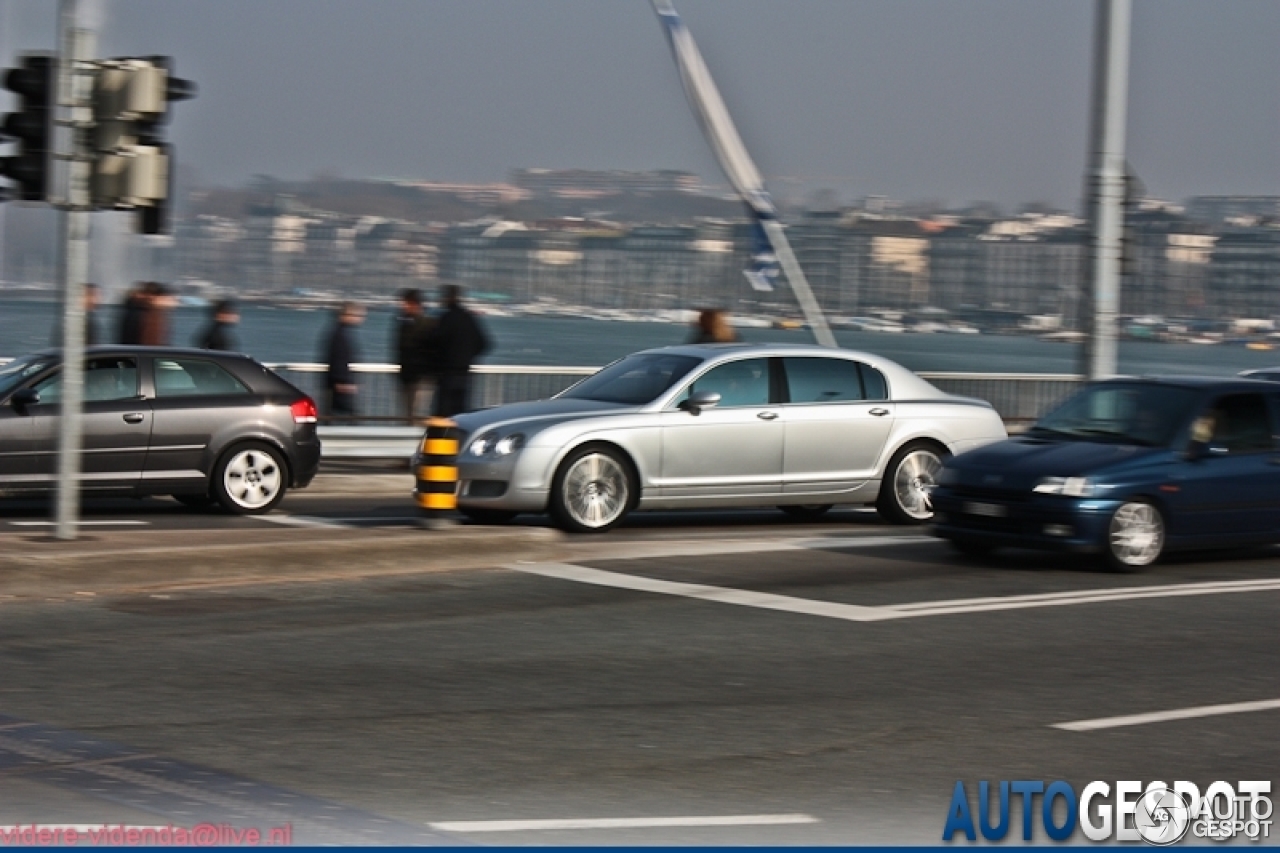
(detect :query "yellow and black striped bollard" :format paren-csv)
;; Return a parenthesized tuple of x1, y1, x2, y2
(416, 417, 459, 527)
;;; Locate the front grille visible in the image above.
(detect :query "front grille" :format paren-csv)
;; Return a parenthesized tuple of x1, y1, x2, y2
(949, 485, 1026, 501)
(465, 480, 508, 498)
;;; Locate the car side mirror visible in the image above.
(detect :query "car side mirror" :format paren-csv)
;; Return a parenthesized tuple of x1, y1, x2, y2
(9, 388, 38, 412)
(1184, 439, 1229, 461)
(678, 390, 721, 415)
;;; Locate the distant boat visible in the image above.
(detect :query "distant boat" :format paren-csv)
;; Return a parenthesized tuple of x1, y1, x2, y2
(1246, 341, 1273, 351)
(1040, 331, 1087, 343)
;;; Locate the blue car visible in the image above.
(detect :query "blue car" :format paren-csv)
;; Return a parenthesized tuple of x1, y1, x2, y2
(931, 377, 1280, 570)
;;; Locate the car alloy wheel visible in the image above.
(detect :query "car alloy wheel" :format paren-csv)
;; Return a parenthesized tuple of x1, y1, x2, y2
(1107, 500, 1164, 570)
(878, 442, 946, 524)
(552, 446, 633, 533)
(214, 442, 287, 514)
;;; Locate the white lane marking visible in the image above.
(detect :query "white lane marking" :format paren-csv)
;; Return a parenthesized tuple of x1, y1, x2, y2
(1053, 698, 1280, 732)
(8, 520, 150, 527)
(885, 577, 1280, 617)
(428, 814, 819, 833)
(253, 514, 349, 529)
(511, 563, 1280, 623)
(511, 563, 895, 621)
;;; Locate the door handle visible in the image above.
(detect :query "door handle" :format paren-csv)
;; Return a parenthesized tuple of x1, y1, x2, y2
(869, 407, 890, 417)
(757, 411, 778, 421)
(122, 413, 145, 424)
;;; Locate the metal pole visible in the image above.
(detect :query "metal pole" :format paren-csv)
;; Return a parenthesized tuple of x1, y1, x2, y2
(1080, 0, 1131, 380)
(53, 0, 95, 540)
(0, 0, 11, 284)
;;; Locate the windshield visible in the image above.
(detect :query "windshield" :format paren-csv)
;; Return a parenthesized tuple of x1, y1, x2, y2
(1032, 382, 1200, 447)
(0, 355, 54, 400)
(559, 353, 702, 406)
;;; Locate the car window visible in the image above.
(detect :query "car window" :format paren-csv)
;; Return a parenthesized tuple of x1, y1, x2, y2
(859, 364, 888, 401)
(1194, 393, 1274, 454)
(0, 355, 54, 399)
(560, 354, 700, 405)
(1034, 382, 1200, 447)
(680, 358, 770, 408)
(31, 358, 139, 404)
(783, 357, 864, 403)
(154, 358, 250, 397)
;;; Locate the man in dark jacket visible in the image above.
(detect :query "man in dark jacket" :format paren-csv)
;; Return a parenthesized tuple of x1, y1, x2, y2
(392, 289, 434, 421)
(118, 283, 147, 345)
(197, 300, 240, 351)
(322, 302, 365, 417)
(429, 284, 490, 417)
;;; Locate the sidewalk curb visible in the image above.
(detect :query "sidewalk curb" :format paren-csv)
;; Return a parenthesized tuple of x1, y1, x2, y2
(0, 527, 565, 598)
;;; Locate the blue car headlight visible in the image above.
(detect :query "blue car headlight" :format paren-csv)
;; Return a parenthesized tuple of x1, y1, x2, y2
(1033, 476, 1097, 497)
(934, 467, 960, 487)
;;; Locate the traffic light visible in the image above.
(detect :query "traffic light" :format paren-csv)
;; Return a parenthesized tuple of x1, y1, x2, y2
(91, 56, 195, 233)
(0, 53, 55, 202)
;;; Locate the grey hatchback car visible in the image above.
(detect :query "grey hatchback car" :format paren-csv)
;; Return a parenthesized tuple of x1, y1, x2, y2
(0, 347, 321, 513)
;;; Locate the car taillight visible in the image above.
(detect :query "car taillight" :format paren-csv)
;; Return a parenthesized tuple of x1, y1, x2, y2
(290, 397, 318, 424)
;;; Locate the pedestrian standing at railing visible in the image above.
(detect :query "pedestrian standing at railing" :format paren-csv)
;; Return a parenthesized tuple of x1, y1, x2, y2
(196, 299, 240, 352)
(118, 282, 147, 344)
(139, 282, 176, 346)
(321, 301, 365, 418)
(393, 288, 434, 422)
(428, 284, 489, 417)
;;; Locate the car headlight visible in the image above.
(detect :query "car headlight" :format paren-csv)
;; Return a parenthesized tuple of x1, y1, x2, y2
(1033, 476, 1097, 497)
(935, 467, 960, 487)
(494, 433, 525, 456)
(469, 430, 500, 456)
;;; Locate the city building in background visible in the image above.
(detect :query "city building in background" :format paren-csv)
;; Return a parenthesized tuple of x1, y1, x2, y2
(3, 169, 1279, 338)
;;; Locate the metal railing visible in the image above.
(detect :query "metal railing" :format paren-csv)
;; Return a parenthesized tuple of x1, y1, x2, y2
(263, 363, 1082, 425)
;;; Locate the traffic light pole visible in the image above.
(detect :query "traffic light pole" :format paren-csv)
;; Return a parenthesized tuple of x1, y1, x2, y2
(53, 0, 95, 540)
(1080, 0, 1131, 381)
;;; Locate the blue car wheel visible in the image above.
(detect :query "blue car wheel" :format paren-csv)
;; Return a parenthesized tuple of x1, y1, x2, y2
(1106, 499, 1165, 571)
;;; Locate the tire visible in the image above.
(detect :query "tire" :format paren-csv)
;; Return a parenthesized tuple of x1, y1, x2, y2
(172, 494, 216, 510)
(877, 441, 948, 525)
(212, 442, 289, 515)
(1105, 499, 1164, 571)
(779, 504, 833, 521)
(549, 445, 635, 533)
(459, 507, 519, 525)
(948, 537, 996, 559)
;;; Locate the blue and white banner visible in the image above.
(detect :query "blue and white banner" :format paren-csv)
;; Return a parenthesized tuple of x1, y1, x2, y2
(651, 0, 835, 345)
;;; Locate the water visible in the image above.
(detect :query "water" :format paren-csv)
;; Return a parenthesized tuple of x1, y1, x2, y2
(1, 296, 1277, 376)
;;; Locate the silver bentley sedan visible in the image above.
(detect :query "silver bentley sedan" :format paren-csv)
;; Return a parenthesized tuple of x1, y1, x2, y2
(427, 343, 1007, 532)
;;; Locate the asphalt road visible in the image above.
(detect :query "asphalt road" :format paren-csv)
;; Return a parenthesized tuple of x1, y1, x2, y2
(0, 500, 1277, 844)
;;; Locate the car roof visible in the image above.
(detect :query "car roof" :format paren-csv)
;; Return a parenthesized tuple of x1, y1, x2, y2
(1105, 375, 1276, 391)
(28, 345, 255, 361)
(636, 341, 892, 360)
(630, 342, 951, 400)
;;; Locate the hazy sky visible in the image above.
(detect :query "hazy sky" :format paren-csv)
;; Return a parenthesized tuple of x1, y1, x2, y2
(3, 0, 1279, 209)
